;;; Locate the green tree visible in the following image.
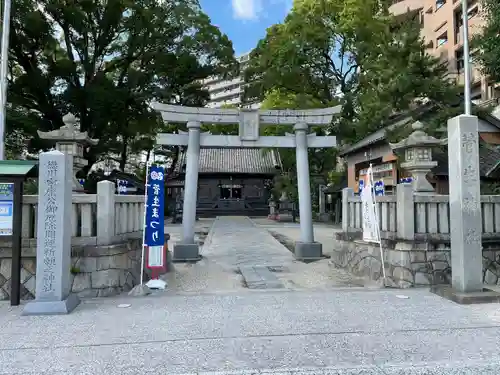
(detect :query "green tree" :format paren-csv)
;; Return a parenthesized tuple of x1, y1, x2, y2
(473, 0, 500, 84)
(259, 89, 339, 206)
(244, 0, 461, 144)
(8, 0, 237, 169)
(201, 104, 239, 135)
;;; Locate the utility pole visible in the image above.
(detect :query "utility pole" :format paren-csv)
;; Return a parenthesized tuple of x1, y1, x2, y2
(0, 0, 12, 160)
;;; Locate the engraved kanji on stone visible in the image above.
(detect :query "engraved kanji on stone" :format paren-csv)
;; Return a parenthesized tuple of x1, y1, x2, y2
(43, 256, 56, 268)
(46, 160, 58, 178)
(461, 132, 477, 154)
(463, 163, 478, 183)
(462, 197, 480, 214)
(44, 214, 57, 231)
(465, 228, 481, 244)
(42, 271, 55, 293)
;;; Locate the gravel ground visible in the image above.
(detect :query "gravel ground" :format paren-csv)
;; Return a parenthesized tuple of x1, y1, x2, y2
(162, 217, 368, 294)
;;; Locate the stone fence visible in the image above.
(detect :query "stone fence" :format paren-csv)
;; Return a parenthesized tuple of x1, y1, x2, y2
(0, 181, 145, 301)
(332, 185, 500, 288)
(341, 186, 500, 242)
(21, 181, 144, 247)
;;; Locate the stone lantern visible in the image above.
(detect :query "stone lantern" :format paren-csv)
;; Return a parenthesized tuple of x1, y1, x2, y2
(37, 113, 99, 192)
(390, 121, 445, 193)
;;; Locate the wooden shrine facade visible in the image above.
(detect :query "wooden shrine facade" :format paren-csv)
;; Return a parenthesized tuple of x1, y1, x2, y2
(166, 147, 281, 217)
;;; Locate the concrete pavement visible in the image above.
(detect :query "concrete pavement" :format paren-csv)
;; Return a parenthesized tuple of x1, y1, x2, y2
(2, 288, 500, 374)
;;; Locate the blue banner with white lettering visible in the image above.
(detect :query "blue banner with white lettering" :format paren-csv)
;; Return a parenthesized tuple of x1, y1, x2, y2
(374, 180, 385, 196)
(144, 166, 165, 246)
(358, 179, 364, 195)
(116, 179, 129, 195)
(399, 177, 413, 184)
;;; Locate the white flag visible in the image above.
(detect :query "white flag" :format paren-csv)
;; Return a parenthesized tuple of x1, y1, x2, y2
(361, 167, 380, 243)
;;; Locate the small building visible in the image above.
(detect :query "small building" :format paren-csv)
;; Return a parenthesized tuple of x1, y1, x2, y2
(166, 147, 281, 216)
(339, 107, 500, 194)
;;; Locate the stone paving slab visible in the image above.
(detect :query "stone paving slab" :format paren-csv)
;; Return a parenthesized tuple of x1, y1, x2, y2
(201, 217, 295, 271)
(239, 266, 285, 289)
(161, 219, 246, 294)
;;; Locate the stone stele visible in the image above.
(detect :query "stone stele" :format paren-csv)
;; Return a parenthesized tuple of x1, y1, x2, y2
(23, 150, 80, 315)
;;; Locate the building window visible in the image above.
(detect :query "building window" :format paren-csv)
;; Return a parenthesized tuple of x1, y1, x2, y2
(437, 31, 448, 46)
(219, 187, 242, 199)
(455, 49, 464, 72)
(219, 184, 243, 199)
(436, 0, 445, 10)
(468, 6, 478, 20)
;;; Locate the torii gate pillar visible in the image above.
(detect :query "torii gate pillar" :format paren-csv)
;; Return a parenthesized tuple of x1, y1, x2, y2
(152, 104, 339, 262)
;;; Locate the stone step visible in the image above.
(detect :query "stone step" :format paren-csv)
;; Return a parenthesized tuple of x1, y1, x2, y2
(239, 265, 285, 289)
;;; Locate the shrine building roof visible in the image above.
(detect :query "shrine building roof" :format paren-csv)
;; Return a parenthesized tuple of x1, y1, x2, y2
(174, 147, 282, 175)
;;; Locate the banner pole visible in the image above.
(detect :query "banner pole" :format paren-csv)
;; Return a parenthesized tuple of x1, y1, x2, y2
(369, 164, 387, 281)
(140, 161, 151, 286)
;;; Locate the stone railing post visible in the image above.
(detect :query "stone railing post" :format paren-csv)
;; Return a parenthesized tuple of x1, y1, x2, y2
(396, 184, 415, 240)
(341, 188, 354, 232)
(96, 181, 116, 245)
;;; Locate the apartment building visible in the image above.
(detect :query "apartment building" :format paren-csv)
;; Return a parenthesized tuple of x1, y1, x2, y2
(389, 0, 499, 103)
(202, 52, 260, 109)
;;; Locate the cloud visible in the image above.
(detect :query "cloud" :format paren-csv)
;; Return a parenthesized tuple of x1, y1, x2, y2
(231, 0, 262, 20)
(231, 0, 292, 21)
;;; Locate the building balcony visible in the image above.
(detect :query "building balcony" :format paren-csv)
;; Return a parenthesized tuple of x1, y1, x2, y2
(388, 0, 423, 16)
(210, 87, 242, 101)
(455, 66, 482, 85)
(205, 77, 243, 92)
(207, 96, 242, 108)
(454, 6, 485, 46)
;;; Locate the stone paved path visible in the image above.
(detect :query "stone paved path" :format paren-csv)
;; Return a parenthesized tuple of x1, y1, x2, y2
(201, 216, 295, 271)
(248, 218, 366, 289)
(163, 219, 245, 294)
(162, 217, 367, 294)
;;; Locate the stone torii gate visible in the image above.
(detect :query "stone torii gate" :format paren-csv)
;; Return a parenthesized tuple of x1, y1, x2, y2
(151, 103, 339, 262)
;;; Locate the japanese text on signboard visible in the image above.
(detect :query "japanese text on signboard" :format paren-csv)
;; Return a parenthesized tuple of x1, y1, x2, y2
(0, 183, 13, 236)
(144, 166, 165, 246)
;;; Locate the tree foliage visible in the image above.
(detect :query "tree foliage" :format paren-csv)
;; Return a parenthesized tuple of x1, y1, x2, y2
(244, 0, 461, 145)
(259, 89, 338, 205)
(473, 0, 500, 83)
(7, 0, 237, 169)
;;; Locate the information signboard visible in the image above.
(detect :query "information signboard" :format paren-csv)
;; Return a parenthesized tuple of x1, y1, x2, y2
(0, 183, 14, 236)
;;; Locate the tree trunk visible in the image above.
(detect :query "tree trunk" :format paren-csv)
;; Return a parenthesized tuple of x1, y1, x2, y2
(119, 137, 129, 171)
(166, 146, 180, 179)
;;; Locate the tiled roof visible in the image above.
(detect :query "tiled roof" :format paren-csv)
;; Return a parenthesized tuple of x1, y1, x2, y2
(432, 141, 500, 178)
(338, 105, 434, 156)
(174, 147, 282, 175)
(339, 102, 500, 157)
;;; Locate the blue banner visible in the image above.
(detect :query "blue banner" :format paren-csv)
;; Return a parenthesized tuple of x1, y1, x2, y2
(374, 180, 385, 196)
(400, 177, 413, 184)
(358, 179, 364, 195)
(144, 166, 165, 246)
(116, 179, 128, 195)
